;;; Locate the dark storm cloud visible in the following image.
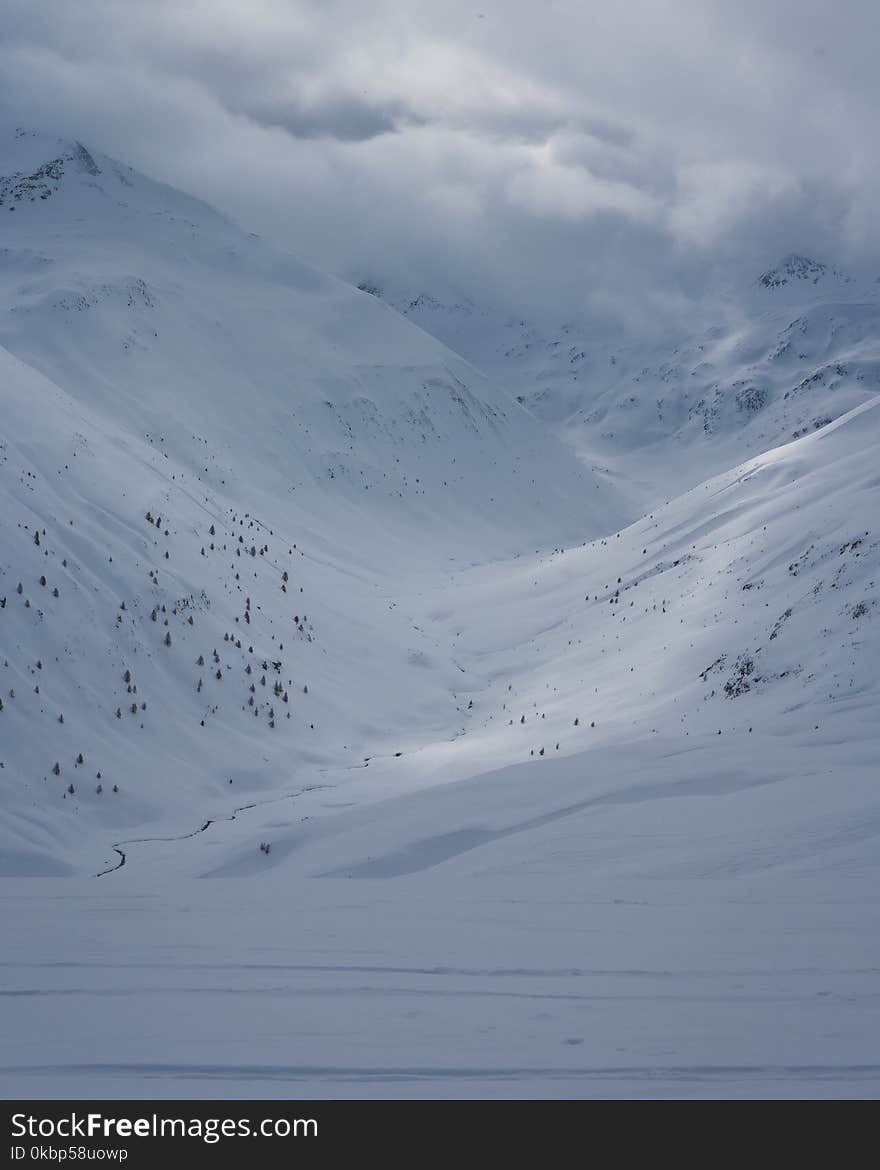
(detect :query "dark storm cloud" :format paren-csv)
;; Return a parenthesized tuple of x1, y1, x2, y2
(226, 93, 423, 142)
(1, 0, 879, 331)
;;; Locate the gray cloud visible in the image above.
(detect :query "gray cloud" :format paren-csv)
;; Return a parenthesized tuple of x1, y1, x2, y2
(227, 93, 422, 142)
(1, 0, 879, 332)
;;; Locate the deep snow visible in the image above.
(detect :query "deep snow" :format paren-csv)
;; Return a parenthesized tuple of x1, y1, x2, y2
(1, 131, 879, 1098)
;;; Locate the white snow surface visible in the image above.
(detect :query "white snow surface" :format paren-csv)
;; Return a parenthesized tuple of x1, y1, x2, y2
(372, 257, 880, 513)
(1, 131, 879, 1098)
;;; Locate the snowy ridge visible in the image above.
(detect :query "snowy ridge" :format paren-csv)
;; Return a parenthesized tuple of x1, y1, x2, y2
(371, 260, 880, 513)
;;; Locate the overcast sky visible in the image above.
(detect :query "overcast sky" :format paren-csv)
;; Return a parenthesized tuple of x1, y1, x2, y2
(2, 1, 878, 332)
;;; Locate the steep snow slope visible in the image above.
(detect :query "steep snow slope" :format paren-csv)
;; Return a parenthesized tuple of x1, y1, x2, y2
(0, 130, 618, 875)
(369, 257, 880, 512)
(358, 278, 596, 422)
(0, 130, 614, 563)
(566, 256, 880, 497)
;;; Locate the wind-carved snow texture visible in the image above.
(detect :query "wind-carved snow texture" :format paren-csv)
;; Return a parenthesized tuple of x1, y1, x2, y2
(1, 131, 880, 1099)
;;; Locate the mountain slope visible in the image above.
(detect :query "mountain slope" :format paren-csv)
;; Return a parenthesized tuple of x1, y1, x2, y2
(1, 130, 617, 561)
(0, 130, 620, 874)
(105, 393, 880, 884)
(367, 258, 880, 513)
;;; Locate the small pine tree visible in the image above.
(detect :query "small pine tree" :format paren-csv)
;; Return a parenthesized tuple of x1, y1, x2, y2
(164, 631, 172, 647)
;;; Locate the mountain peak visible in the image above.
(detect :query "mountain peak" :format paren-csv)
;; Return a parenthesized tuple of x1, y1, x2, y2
(757, 253, 849, 290)
(0, 129, 104, 210)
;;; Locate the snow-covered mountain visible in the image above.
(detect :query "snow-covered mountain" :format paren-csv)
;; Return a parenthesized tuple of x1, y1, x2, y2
(367, 256, 880, 510)
(0, 129, 618, 875)
(0, 130, 609, 559)
(2, 130, 880, 1098)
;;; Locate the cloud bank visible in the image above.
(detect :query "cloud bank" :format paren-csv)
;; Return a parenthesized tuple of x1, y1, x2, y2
(2, 0, 878, 332)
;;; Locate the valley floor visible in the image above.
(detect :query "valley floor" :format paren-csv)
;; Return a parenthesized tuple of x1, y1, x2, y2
(3, 719, 879, 1098)
(2, 872, 878, 1099)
